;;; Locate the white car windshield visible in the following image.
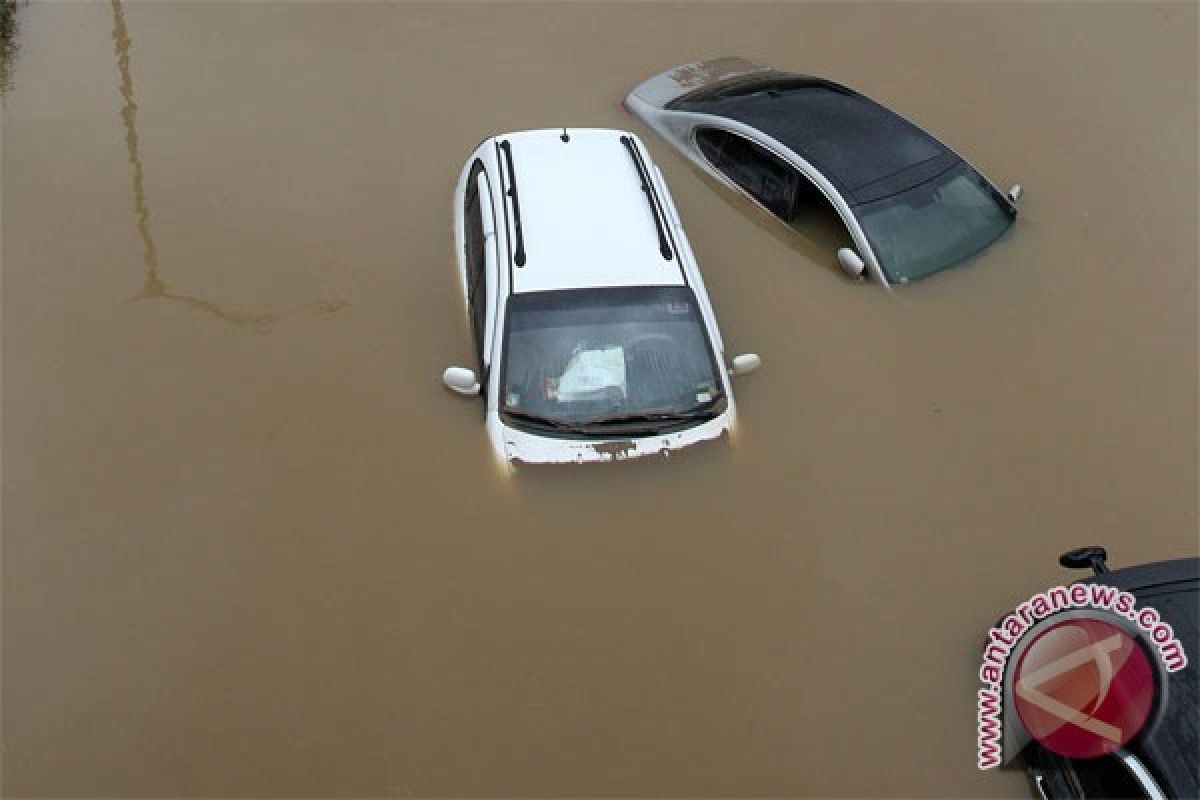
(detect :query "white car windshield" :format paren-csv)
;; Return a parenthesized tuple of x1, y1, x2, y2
(500, 286, 726, 435)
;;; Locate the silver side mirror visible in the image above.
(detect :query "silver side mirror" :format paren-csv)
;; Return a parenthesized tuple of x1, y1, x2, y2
(442, 366, 480, 395)
(1008, 184, 1022, 204)
(730, 353, 761, 377)
(837, 247, 865, 278)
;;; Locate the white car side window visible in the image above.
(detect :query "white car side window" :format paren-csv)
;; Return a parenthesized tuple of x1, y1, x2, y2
(477, 170, 498, 367)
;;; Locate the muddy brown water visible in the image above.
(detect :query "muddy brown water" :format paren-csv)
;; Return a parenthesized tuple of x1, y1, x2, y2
(3, 2, 1196, 796)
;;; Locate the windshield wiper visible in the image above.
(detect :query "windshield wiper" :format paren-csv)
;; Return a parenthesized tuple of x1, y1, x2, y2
(582, 405, 720, 428)
(504, 402, 721, 435)
(501, 408, 589, 433)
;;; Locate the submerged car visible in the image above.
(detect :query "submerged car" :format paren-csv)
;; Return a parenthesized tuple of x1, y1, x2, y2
(443, 128, 760, 466)
(625, 57, 1022, 287)
(1007, 547, 1197, 800)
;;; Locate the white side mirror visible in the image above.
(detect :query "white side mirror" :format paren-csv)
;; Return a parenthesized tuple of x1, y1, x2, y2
(1008, 184, 1022, 204)
(730, 353, 761, 377)
(442, 366, 480, 395)
(837, 247, 866, 278)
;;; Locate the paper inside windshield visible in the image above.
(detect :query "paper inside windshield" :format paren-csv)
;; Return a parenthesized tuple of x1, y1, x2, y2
(557, 348, 626, 402)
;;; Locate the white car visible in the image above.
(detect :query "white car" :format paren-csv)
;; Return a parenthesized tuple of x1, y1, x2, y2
(442, 128, 760, 467)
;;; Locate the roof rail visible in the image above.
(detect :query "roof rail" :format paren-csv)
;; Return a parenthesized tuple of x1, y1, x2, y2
(498, 140, 527, 267)
(620, 135, 674, 261)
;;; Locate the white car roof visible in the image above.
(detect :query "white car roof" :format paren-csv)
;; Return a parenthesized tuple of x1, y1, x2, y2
(498, 129, 686, 294)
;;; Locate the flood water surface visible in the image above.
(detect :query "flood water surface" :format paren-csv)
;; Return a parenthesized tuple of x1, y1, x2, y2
(3, 2, 1197, 796)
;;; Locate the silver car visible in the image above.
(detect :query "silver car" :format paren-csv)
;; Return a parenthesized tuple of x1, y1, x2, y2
(625, 57, 1022, 288)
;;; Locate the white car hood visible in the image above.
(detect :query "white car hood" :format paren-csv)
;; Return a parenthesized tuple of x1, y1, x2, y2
(491, 411, 733, 466)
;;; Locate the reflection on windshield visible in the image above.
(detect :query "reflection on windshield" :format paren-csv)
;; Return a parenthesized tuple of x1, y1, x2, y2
(500, 286, 725, 434)
(856, 163, 1014, 282)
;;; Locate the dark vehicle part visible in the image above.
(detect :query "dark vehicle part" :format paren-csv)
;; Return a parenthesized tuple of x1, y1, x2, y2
(1017, 548, 1198, 799)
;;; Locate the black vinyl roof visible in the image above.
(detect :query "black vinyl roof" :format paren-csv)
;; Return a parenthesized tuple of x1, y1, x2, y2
(671, 75, 960, 205)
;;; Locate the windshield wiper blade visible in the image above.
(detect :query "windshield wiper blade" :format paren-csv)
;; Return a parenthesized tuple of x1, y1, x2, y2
(501, 408, 588, 432)
(504, 402, 721, 435)
(582, 407, 719, 427)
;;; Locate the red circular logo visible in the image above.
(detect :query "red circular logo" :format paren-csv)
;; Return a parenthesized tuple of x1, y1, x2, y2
(1013, 617, 1156, 759)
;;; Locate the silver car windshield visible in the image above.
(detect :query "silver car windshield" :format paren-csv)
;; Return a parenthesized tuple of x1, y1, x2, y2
(499, 286, 726, 434)
(856, 162, 1015, 283)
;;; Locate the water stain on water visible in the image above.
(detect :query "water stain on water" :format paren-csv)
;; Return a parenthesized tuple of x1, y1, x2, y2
(111, 0, 346, 331)
(2, 2, 1196, 797)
